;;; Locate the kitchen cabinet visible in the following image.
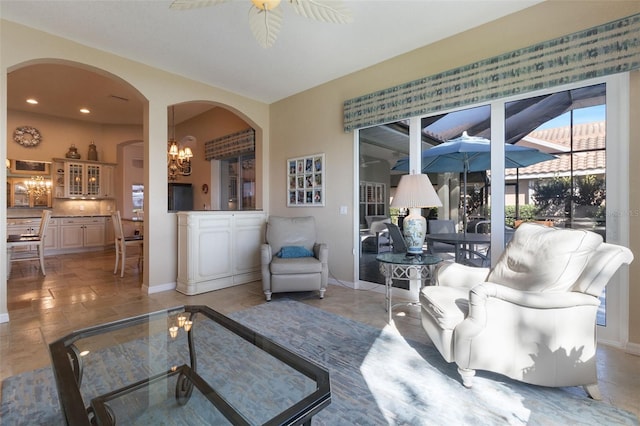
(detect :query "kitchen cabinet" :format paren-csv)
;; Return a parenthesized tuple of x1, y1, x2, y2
(176, 211, 266, 295)
(66, 162, 101, 197)
(59, 217, 106, 250)
(100, 165, 115, 198)
(7, 216, 57, 252)
(52, 159, 116, 199)
(7, 220, 38, 236)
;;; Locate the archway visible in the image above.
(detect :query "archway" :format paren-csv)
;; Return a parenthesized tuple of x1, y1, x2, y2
(167, 101, 263, 212)
(5, 59, 147, 316)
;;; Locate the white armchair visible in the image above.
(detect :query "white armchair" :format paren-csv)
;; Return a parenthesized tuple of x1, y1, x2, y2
(261, 216, 328, 301)
(420, 223, 633, 399)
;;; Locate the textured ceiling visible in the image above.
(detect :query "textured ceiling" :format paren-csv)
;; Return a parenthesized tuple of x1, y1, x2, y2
(2, 0, 542, 117)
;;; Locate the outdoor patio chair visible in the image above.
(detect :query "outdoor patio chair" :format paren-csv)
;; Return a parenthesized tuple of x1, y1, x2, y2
(427, 219, 456, 255)
(385, 222, 407, 254)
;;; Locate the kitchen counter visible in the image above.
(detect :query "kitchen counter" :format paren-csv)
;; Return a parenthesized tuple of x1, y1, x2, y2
(8, 214, 111, 220)
(7, 214, 111, 228)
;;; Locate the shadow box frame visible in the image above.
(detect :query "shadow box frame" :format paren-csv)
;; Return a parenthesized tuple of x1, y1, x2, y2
(287, 153, 325, 207)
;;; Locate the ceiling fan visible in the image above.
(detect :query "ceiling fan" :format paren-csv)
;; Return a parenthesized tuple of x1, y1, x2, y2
(170, 0, 353, 48)
(360, 156, 381, 168)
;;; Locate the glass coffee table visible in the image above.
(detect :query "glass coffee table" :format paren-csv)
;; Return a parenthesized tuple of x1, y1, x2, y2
(49, 305, 331, 425)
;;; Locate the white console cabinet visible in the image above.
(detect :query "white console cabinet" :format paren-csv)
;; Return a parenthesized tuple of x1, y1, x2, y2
(176, 211, 266, 295)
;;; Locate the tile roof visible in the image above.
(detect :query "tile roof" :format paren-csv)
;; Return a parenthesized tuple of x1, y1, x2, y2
(506, 121, 605, 178)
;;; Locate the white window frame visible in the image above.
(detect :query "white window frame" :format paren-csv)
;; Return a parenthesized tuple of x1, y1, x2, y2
(488, 74, 629, 346)
(353, 73, 630, 346)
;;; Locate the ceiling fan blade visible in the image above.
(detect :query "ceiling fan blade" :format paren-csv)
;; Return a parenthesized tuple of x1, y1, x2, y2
(289, 0, 353, 24)
(169, 0, 228, 10)
(249, 5, 283, 48)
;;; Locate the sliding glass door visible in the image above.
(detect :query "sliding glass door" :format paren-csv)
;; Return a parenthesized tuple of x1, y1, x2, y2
(504, 83, 608, 322)
(358, 120, 409, 285)
(500, 76, 629, 343)
(355, 74, 629, 343)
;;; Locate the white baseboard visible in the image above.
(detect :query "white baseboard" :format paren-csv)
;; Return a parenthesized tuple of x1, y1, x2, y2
(0, 313, 9, 324)
(599, 339, 640, 356)
(328, 277, 355, 289)
(144, 282, 176, 294)
(624, 341, 640, 356)
(598, 338, 624, 349)
(328, 278, 387, 295)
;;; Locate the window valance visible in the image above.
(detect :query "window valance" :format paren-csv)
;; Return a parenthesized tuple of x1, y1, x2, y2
(343, 13, 640, 132)
(204, 128, 255, 160)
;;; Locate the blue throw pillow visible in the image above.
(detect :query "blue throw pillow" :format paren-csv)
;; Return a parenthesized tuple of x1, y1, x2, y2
(278, 246, 314, 258)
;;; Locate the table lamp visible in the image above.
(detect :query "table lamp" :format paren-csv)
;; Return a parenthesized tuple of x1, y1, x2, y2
(390, 174, 442, 256)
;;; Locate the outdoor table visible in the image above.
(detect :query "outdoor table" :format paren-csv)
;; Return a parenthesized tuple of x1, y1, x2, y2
(425, 232, 491, 263)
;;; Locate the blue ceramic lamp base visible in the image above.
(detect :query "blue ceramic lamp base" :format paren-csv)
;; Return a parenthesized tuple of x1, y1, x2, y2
(402, 208, 427, 255)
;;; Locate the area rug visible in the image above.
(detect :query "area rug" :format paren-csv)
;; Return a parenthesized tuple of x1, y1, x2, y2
(1, 300, 638, 425)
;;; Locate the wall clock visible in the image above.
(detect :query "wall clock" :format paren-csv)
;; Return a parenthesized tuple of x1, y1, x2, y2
(13, 126, 42, 147)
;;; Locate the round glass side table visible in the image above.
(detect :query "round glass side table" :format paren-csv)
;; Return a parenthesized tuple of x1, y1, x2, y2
(376, 252, 442, 323)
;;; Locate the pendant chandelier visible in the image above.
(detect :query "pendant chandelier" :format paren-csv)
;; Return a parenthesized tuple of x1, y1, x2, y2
(167, 106, 194, 181)
(25, 176, 52, 198)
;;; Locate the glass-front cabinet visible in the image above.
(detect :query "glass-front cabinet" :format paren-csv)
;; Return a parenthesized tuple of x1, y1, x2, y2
(6, 177, 52, 208)
(52, 159, 115, 199)
(66, 162, 101, 197)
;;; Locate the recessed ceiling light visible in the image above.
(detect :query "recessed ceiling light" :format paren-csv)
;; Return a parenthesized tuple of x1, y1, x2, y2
(80, 108, 90, 114)
(26, 98, 38, 104)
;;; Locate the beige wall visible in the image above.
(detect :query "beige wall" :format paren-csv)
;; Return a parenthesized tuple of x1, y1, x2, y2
(270, 0, 640, 347)
(2, 1, 639, 347)
(7, 110, 136, 163)
(1, 19, 269, 318)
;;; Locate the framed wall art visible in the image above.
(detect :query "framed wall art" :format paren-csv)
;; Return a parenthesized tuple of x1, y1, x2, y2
(9, 159, 51, 175)
(287, 153, 324, 207)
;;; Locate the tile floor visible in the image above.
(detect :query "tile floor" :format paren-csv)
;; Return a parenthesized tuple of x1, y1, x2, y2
(1, 249, 639, 418)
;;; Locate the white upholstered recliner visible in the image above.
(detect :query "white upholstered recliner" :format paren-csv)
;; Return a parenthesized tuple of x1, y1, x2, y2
(420, 223, 633, 399)
(261, 216, 328, 301)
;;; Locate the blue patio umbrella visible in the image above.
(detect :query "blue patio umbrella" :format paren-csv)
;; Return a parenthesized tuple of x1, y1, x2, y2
(393, 131, 557, 230)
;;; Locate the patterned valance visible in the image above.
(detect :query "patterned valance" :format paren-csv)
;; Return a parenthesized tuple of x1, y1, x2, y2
(204, 128, 255, 160)
(344, 13, 640, 132)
